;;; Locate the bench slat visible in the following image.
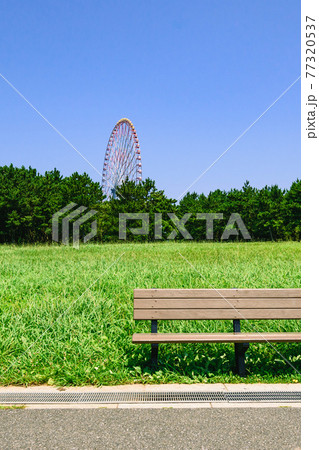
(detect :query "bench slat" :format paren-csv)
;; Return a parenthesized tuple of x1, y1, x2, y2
(134, 308, 301, 320)
(134, 298, 301, 309)
(132, 332, 301, 343)
(134, 289, 301, 299)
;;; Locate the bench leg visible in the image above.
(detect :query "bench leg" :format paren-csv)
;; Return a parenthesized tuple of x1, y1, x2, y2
(233, 319, 249, 377)
(234, 343, 249, 377)
(151, 320, 158, 368)
(151, 343, 158, 368)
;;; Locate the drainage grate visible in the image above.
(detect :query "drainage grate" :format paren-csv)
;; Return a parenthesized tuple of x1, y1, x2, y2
(0, 391, 300, 404)
(225, 391, 301, 402)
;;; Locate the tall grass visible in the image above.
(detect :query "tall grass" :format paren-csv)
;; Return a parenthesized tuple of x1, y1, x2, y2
(0, 241, 301, 385)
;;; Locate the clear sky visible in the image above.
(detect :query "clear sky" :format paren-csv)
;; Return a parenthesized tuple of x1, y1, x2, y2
(0, 0, 300, 199)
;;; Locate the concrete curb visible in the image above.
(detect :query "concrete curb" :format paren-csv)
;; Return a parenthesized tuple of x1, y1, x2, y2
(0, 383, 301, 393)
(20, 402, 301, 409)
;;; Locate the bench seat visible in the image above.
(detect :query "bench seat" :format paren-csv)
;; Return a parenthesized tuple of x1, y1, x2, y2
(132, 332, 301, 343)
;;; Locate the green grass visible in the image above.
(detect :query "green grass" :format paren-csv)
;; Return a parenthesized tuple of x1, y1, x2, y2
(0, 405, 25, 410)
(0, 241, 301, 385)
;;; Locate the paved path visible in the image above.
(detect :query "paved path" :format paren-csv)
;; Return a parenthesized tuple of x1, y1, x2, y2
(0, 408, 300, 449)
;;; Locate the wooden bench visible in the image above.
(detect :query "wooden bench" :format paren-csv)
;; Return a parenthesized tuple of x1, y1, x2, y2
(132, 288, 301, 377)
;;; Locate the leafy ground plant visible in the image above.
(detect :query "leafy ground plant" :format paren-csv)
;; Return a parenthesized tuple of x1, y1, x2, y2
(0, 241, 300, 385)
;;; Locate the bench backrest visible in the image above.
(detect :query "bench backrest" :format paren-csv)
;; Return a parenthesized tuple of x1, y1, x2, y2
(134, 289, 301, 320)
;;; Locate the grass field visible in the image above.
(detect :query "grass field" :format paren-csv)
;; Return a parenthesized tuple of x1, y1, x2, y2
(0, 241, 301, 385)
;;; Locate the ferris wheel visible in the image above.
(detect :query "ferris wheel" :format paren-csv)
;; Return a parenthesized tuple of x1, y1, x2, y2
(102, 118, 142, 198)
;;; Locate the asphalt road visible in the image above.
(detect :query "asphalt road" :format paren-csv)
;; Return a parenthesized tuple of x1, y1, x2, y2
(0, 408, 300, 449)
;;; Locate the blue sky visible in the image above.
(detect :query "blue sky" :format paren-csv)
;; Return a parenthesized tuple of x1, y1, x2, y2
(0, 0, 300, 199)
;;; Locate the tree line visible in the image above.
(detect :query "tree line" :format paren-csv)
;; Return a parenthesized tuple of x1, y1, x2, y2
(0, 165, 300, 243)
